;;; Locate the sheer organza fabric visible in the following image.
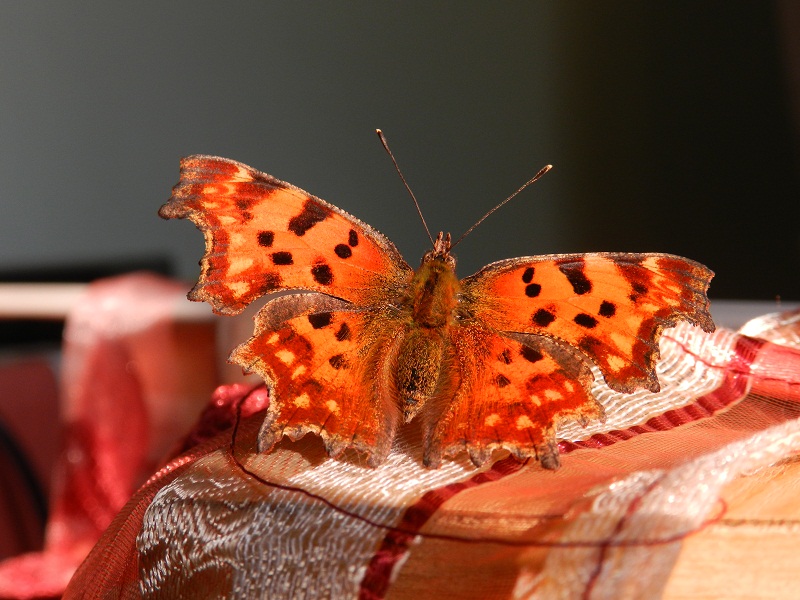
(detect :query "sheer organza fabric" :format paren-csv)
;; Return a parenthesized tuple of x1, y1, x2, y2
(3, 275, 799, 599)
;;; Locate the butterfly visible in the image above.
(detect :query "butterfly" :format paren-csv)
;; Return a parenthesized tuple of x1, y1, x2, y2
(159, 142, 714, 470)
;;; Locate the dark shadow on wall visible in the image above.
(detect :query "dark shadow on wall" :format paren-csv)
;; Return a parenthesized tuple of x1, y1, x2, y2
(553, 2, 800, 300)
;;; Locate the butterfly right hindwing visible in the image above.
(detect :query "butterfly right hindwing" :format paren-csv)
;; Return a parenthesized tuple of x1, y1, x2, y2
(422, 324, 600, 468)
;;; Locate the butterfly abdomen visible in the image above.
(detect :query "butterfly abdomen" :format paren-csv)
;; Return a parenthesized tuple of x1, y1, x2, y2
(395, 328, 448, 421)
(393, 256, 463, 421)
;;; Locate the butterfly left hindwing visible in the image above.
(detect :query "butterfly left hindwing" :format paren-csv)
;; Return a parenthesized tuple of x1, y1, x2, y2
(231, 294, 404, 466)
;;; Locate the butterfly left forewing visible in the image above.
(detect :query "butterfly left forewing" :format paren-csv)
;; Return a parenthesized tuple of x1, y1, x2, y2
(159, 155, 412, 315)
(462, 252, 714, 393)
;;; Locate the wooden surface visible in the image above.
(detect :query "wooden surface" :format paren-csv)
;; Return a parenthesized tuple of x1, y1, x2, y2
(0, 283, 214, 321)
(662, 459, 800, 599)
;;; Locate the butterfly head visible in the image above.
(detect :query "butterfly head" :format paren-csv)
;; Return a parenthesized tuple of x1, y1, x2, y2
(422, 231, 456, 268)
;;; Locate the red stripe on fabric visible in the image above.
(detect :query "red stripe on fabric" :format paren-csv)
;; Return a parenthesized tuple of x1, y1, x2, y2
(358, 335, 764, 598)
(358, 456, 525, 600)
(560, 334, 764, 455)
(581, 473, 664, 599)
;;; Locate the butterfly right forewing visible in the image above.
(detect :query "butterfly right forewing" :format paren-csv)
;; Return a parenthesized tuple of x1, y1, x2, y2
(462, 252, 714, 393)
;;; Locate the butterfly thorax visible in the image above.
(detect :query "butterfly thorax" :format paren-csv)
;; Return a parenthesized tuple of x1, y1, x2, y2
(409, 232, 459, 328)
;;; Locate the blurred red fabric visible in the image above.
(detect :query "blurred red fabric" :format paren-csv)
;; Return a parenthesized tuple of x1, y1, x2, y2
(0, 358, 60, 562)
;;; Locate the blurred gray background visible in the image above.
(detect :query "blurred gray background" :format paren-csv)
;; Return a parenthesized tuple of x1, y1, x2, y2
(2, 2, 799, 300)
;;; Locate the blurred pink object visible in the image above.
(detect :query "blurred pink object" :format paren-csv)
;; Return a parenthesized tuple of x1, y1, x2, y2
(0, 273, 217, 599)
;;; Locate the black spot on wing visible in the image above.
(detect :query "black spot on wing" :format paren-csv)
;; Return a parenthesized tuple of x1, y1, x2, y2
(616, 259, 652, 303)
(495, 374, 511, 388)
(574, 313, 598, 329)
(271, 251, 293, 265)
(599, 301, 616, 317)
(629, 282, 649, 303)
(558, 261, 592, 295)
(348, 229, 359, 247)
(288, 199, 331, 236)
(329, 354, 347, 369)
(334, 244, 352, 259)
(525, 283, 541, 298)
(520, 345, 544, 363)
(258, 272, 282, 293)
(257, 231, 275, 247)
(532, 308, 556, 327)
(308, 312, 332, 329)
(521, 267, 535, 283)
(498, 349, 512, 364)
(335, 322, 351, 341)
(311, 262, 334, 285)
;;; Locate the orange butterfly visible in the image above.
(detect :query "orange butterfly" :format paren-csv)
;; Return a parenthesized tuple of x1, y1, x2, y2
(159, 143, 714, 470)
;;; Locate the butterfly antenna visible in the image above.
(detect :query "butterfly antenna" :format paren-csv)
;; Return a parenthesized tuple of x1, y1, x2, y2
(376, 129, 435, 246)
(451, 164, 553, 250)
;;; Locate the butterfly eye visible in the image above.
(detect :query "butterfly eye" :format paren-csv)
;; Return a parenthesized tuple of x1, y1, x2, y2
(455, 307, 474, 322)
